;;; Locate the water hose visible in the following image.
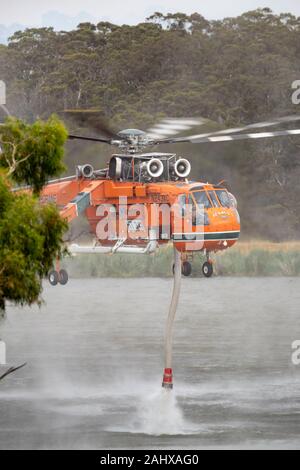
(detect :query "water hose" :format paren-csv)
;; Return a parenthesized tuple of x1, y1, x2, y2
(162, 247, 182, 389)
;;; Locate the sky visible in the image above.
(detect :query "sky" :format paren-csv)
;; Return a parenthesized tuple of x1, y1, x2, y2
(1, 0, 300, 28)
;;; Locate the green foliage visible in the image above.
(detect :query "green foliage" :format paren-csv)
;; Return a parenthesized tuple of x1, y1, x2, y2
(4, 8, 299, 121)
(0, 175, 68, 315)
(0, 115, 67, 194)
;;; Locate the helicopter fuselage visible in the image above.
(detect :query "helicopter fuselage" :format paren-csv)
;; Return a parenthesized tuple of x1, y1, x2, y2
(41, 177, 240, 254)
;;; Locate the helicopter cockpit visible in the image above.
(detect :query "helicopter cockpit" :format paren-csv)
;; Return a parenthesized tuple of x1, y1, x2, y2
(188, 188, 237, 209)
(177, 188, 238, 227)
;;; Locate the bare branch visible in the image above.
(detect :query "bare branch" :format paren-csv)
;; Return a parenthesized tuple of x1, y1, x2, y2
(0, 363, 27, 382)
(0, 137, 32, 175)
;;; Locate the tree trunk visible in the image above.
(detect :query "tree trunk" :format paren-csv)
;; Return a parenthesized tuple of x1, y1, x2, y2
(0, 297, 5, 319)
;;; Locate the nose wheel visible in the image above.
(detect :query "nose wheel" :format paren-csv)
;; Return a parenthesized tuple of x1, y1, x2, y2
(202, 260, 213, 278)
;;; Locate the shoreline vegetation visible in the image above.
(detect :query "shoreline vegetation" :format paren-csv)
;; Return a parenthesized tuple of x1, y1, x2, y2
(62, 241, 300, 278)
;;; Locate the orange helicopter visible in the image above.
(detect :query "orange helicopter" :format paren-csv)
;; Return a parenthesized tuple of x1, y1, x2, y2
(39, 113, 300, 285)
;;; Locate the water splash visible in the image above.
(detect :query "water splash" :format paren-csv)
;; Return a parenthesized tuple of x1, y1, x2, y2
(137, 390, 183, 435)
(129, 388, 197, 435)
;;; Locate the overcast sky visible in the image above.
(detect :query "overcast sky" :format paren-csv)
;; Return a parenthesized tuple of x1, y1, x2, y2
(1, 0, 300, 27)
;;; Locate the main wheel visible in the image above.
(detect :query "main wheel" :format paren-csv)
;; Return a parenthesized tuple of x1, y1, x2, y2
(58, 269, 69, 285)
(48, 270, 58, 286)
(182, 261, 192, 277)
(172, 261, 192, 276)
(202, 261, 213, 278)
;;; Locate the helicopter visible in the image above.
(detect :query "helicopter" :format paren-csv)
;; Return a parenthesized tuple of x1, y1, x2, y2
(38, 110, 300, 286)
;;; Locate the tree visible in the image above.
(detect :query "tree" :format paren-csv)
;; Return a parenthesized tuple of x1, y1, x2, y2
(0, 115, 67, 194)
(0, 176, 68, 315)
(0, 117, 68, 317)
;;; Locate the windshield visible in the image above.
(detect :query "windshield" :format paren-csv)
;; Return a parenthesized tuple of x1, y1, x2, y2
(189, 191, 211, 209)
(215, 190, 231, 208)
(207, 191, 220, 207)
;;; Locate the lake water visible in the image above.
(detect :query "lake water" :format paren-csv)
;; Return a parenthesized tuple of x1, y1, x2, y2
(0, 277, 300, 449)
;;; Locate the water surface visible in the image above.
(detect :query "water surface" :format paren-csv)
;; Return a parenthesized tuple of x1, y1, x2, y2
(0, 277, 300, 449)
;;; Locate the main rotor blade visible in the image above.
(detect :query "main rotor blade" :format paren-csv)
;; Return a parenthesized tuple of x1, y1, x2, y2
(155, 115, 300, 144)
(63, 109, 119, 140)
(147, 117, 206, 139)
(68, 134, 112, 144)
(176, 128, 300, 145)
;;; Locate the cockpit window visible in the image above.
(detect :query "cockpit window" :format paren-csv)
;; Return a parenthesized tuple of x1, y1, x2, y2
(215, 190, 231, 208)
(207, 191, 220, 207)
(189, 191, 211, 209)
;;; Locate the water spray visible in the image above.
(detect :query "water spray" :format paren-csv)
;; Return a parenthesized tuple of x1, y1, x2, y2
(162, 247, 182, 390)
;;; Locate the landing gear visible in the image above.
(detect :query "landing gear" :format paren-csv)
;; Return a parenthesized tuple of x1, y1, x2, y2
(202, 261, 213, 278)
(48, 259, 69, 286)
(171, 252, 214, 278)
(48, 270, 59, 286)
(172, 260, 192, 277)
(182, 261, 192, 277)
(201, 251, 214, 278)
(58, 269, 69, 285)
